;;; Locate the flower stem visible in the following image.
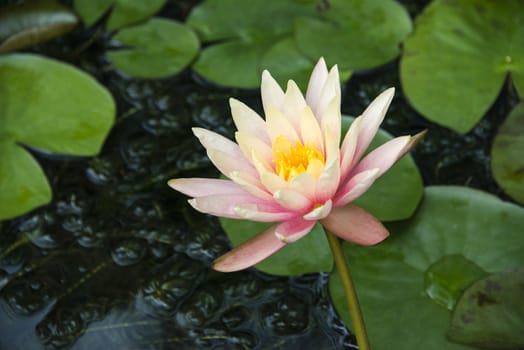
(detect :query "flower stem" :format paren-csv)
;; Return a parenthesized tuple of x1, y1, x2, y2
(325, 230, 370, 350)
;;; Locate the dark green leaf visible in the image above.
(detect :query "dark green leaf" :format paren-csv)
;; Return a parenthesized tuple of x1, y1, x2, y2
(107, 18, 199, 79)
(330, 186, 524, 350)
(73, 0, 165, 31)
(0, 0, 77, 53)
(491, 102, 524, 204)
(400, 0, 524, 133)
(295, 0, 412, 71)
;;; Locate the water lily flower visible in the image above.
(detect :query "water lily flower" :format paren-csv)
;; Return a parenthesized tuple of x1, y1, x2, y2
(169, 58, 424, 272)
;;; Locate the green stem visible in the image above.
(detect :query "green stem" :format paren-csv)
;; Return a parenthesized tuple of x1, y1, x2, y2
(325, 230, 370, 350)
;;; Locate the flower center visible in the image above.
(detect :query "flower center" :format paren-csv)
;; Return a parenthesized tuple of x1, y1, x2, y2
(272, 135, 325, 181)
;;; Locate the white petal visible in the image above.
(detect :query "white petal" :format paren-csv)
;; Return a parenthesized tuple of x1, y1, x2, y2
(303, 199, 332, 220)
(261, 70, 284, 115)
(306, 57, 329, 112)
(230, 98, 270, 144)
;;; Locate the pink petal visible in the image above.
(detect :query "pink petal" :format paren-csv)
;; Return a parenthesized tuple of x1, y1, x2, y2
(234, 203, 296, 222)
(212, 224, 286, 272)
(334, 168, 380, 207)
(274, 217, 316, 243)
(168, 178, 245, 197)
(207, 149, 258, 179)
(340, 116, 362, 182)
(261, 70, 284, 115)
(229, 171, 273, 200)
(320, 204, 389, 245)
(303, 199, 332, 220)
(315, 160, 340, 203)
(230, 98, 270, 144)
(350, 88, 395, 167)
(349, 135, 411, 178)
(189, 193, 268, 219)
(273, 189, 312, 212)
(305, 57, 329, 113)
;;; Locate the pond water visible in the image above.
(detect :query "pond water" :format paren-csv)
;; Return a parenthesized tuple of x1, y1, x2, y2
(0, 0, 518, 349)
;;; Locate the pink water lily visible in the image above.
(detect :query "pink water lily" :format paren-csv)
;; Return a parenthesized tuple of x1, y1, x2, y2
(169, 58, 424, 272)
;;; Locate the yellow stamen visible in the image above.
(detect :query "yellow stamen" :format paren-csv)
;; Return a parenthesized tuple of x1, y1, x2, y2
(272, 135, 325, 181)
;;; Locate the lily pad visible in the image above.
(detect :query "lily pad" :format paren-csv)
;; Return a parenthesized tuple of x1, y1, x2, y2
(400, 0, 524, 133)
(73, 0, 165, 31)
(330, 186, 524, 350)
(107, 18, 199, 79)
(448, 268, 524, 349)
(0, 0, 77, 53)
(341, 116, 424, 221)
(0, 54, 115, 220)
(295, 0, 412, 71)
(491, 102, 524, 204)
(187, 0, 317, 88)
(220, 219, 333, 276)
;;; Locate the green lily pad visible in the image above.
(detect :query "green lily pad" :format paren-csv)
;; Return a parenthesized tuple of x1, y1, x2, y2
(187, 0, 317, 88)
(220, 219, 333, 276)
(0, 0, 77, 53)
(0, 54, 115, 220)
(330, 186, 524, 350)
(448, 268, 524, 349)
(400, 0, 524, 133)
(295, 0, 412, 71)
(491, 102, 524, 204)
(107, 18, 199, 79)
(341, 116, 424, 221)
(73, 0, 165, 31)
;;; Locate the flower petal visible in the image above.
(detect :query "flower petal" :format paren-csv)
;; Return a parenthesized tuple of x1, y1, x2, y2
(320, 204, 389, 245)
(289, 172, 316, 199)
(189, 193, 267, 219)
(314, 65, 341, 120)
(230, 98, 270, 144)
(168, 178, 245, 197)
(340, 116, 362, 182)
(265, 105, 300, 143)
(351, 88, 395, 167)
(229, 171, 273, 200)
(235, 131, 273, 164)
(303, 199, 332, 220)
(282, 80, 307, 131)
(261, 70, 284, 114)
(306, 57, 329, 112)
(260, 171, 288, 194)
(315, 159, 340, 203)
(320, 94, 341, 149)
(234, 203, 296, 222)
(273, 189, 312, 212)
(334, 168, 380, 207)
(300, 105, 324, 154)
(208, 149, 258, 179)
(349, 135, 411, 178)
(212, 224, 286, 272)
(274, 217, 316, 243)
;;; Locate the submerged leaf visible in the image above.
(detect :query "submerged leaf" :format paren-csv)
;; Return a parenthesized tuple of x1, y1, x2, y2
(0, 54, 115, 220)
(447, 268, 524, 349)
(0, 0, 77, 53)
(491, 102, 524, 204)
(330, 186, 524, 350)
(401, 0, 524, 133)
(107, 18, 199, 78)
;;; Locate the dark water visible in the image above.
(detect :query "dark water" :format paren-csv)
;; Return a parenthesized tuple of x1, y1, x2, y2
(0, 0, 518, 349)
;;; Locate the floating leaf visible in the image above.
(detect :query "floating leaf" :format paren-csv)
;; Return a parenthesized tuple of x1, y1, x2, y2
(187, 0, 317, 88)
(400, 0, 524, 133)
(330, 186, 524, 350)
(295, 0, 412, 71)
(491, 102, 524, 204)
(220, 219, 333, 276)
(0, 54, 115, 220)
(107, 18, 199, 79)
(448, 268, 524, 349)
(0, 0, 77, 53)
(341, 116, 423, 221)
(73, 0, 165, 31)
